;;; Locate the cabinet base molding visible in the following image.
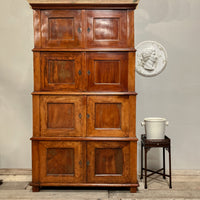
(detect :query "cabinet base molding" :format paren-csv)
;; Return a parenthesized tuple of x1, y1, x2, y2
(30, 182, 139, 193)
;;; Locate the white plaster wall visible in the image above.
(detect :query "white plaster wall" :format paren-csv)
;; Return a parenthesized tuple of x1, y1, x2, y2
(0, 0, 33, 168)
(135, 0, 200, 169)
(0, 0, 199, 169)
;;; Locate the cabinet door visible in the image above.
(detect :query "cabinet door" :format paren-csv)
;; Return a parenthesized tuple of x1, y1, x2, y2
(41, 52, 83, 91)
(87, 142, 130, 183)
(39, 141, 84, 183)
(41, 10, 82, 48)
(40, 96, 86, 137)
(86, 10, 127, 48)
(87, 96, 129, 137)
(86, 52, 128, 91)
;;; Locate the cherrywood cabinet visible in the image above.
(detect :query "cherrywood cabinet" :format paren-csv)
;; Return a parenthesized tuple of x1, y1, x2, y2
(29, 0, 139, 193)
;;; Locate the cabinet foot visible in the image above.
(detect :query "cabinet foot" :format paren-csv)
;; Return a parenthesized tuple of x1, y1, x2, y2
(32, 186, 40, 192)
(130, 187, 137, 193)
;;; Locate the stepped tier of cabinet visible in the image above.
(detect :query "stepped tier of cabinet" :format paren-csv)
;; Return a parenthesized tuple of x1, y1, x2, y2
(35, 52, 133, 91)
(29, 0, 139, 193)
(33, 9, 135, 49)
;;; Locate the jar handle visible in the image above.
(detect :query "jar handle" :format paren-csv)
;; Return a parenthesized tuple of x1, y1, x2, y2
(141, 122, 145, 126)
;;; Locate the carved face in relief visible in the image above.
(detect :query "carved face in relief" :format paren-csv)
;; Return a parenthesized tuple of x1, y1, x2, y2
(136, 41, 168, 77)
(141, 47, 158, 71)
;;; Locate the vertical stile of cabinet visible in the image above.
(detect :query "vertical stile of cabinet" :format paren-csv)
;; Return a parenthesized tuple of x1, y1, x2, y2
(30, 1, 138, 193)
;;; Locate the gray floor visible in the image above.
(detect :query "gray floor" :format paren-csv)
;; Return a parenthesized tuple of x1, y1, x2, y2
(0, 170, 200, 200)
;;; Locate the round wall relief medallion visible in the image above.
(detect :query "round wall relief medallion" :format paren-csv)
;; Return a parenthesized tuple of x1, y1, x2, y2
(136, 41, 168, 77)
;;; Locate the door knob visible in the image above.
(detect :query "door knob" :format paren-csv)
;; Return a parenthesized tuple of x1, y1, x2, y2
(86, 114, 90, 119)
(87, 27, 91, 33)
(87, 70, 91, 75)
(78, 27, 82, 33)
(78, 70, 82, 75)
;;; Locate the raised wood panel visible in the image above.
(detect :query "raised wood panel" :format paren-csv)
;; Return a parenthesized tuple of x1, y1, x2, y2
(93, 18, 119, 40)
(87, 142, 130, 183)
(40, 96, 86, 137)
(47, 103, 75, 128)
(95, 103, 121, 128)
(47, 148, 74, 174)
(48, 60, 75, 84)
(95, 148, 123, 174)
(41, 52, 82, 91)
(87, 96, 129, 137)
(49, 18, 74, 40)
(86, 10, 127, 48)
(41, 10, 82, 48)
(39, 141, 84, 183)
(94, 61, 120, 84)
(86, 52, 128, 91)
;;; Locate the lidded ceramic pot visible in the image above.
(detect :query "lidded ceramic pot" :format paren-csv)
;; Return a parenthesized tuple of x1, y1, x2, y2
(141, 117, 169, 139)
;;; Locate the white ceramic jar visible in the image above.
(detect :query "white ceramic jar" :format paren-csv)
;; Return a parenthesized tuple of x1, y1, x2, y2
(141, 117, 169, 139)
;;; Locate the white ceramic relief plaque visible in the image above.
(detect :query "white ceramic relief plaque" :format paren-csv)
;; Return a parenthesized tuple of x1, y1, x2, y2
(136, 41, 168, 77)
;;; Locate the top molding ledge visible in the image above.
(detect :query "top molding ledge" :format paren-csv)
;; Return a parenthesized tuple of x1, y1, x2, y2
(28, 0, 139, 4)
(28, 0, 140, 9)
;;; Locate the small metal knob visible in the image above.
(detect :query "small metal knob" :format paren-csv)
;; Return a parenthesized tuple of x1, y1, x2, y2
(86, 114, 90, 119)
(87, 70, 91, 75)
(87, 27, 91, 33)
(78, 70, 82, 75)
(78, 27, 82, 33)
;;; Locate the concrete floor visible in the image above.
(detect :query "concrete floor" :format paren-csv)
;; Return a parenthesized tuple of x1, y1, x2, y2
(0, 169, 200, 200)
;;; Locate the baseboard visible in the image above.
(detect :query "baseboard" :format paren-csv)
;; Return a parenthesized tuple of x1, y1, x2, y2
(0, 168, 200, 175)
(0, 169, 31, 175)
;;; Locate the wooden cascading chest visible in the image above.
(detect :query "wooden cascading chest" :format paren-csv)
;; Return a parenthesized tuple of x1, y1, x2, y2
(28, 0, 139, 193)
